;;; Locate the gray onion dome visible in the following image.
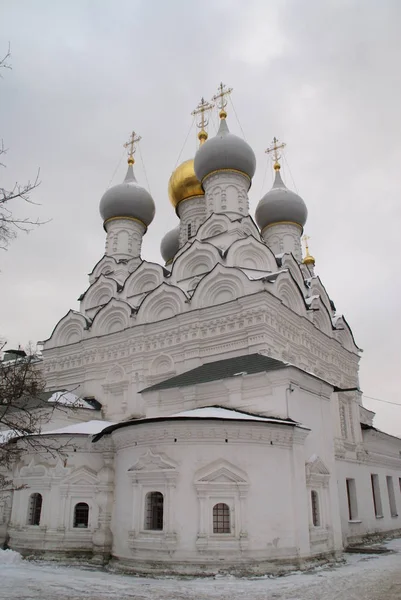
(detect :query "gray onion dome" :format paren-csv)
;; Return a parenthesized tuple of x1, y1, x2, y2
(160, 225, 180, 264)
(194, 118, 256, 183)
(99, 163, 155, 227)
(255, 168, 308, 231)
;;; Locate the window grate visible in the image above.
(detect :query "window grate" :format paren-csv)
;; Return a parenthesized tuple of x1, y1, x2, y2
(74, 503, 89, 528)
(145, 492, 164, 530)
(213, 503, 230, 534)
(311, 490, 320, 527)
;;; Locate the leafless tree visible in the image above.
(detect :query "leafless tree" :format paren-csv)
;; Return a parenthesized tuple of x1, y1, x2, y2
(0, 342, 79, 490)
(0, 44, 43, 251)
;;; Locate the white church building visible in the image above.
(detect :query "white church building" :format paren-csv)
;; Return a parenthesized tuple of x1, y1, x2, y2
(1, 86, 400, 574)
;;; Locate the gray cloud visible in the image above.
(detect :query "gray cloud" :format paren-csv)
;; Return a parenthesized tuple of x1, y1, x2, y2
(1, 0, 400, 433)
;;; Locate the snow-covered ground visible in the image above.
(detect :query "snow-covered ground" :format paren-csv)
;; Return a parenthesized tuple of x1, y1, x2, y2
(1, 540, 401, 600)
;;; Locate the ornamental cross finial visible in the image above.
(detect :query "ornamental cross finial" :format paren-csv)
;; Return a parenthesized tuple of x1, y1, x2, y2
(212, 82, 233, 119)
(192, 97, 214, 145)
(124, 131, 142, 165)
(265, 136, 286, 171)
(302, 234, 311, 255)
(302, 234, 316, 266)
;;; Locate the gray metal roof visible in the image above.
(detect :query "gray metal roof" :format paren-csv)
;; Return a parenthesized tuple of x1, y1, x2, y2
(141, 353, 289, 393)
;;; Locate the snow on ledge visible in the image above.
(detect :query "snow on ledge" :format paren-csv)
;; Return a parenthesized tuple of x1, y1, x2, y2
(47, 391, 95, 409)
(33, 420, 116, 437)
(167, 407, 297, 426)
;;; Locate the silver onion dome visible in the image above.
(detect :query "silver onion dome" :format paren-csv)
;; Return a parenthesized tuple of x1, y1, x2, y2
(160, 225, 180, 264)
(99, 163, 155, 227)
(194, 117, 256, 183)
(255, 168, 308, 231)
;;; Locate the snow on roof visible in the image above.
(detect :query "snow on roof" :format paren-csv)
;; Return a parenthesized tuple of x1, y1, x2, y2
(239, 268, 287, 281)
(0, 429, 17, 445)
(305, 294, 320, 305)
(47, 391, 96, 409)
(41, 420, 115, 436)
(166, 407, 298, 426)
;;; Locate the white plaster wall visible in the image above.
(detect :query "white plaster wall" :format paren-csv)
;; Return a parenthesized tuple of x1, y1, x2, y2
(42, 290, 360, 423)
(336, 459, 401, 544)
(105, 219, 145, 259)
(203, 171, 250, 218)
(7, 437, 105, 555)
(262, 223, 303, 262)
(177, 196, 206, 246)
(110, 419, 318, 573)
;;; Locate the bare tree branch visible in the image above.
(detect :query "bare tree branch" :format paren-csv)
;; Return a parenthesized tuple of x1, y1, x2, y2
(0, 343, 81, 490)
(0, 44, 45, 251)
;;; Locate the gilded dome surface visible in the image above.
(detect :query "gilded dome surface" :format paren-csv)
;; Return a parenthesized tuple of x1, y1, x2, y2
(168, 159, 204, 208)
(160, 225, 180, 264)
(194, 118, 256, 183)
(255, 169, 307, 231)
(99, 164, 155, 227)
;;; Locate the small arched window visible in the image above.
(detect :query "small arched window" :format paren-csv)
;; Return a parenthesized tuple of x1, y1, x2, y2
(28, 493, 42, 526)
(311, 490, 320, 527)
(74, 502, 89, 528)
(187, 223, 192, 238)
(213, 503, 230, 534)
(145, 492, 164, 530)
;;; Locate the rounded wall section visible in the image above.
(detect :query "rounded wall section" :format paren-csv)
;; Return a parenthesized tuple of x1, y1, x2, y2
(109, 418, 314, 574)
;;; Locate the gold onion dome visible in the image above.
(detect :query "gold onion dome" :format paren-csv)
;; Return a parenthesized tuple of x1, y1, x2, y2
(168, 158, 204, 209)
(303, 254, 316, 266)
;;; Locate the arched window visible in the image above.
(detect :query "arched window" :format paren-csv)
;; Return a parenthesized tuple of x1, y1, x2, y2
(213, 503, 230, 534)
(28, 493, 42, 526)
(145, 492, 164, 530)
(74, 502, 89, 528)
(311, 490, 320, 527)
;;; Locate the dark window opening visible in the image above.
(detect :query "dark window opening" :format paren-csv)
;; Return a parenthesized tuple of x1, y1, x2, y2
(74, 502, 89, 528)
(145, 491, 164, 530)
(28, 493, 42, 526)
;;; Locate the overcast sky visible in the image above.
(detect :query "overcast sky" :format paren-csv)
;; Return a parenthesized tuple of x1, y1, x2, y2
(1, 0, 400, 434)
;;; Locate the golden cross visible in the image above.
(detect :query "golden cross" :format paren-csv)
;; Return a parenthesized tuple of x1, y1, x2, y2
(265, 136, 286, 170)
(302, 234, 311, 255)
(192, 97, 214, 144)
(212, 82, 233, 118)
(124, 131, 142, 164)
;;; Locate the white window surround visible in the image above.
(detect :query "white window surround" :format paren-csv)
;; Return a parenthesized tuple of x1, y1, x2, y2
(194, 459, 249, 553)
(127, 450, 178, 553)
(305, 456, 331, 545)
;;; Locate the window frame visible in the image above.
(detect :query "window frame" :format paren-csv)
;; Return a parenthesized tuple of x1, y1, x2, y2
(212, 502, 231, 534)
(27, 493, 43, 526)
(311, 490, 321, 527)
(386, 476, 398, 518)
(370, 474, 383, 518)
(73, 502, 90, 529)
(144, 491, 164, 531)
(346, 478, 359, 521)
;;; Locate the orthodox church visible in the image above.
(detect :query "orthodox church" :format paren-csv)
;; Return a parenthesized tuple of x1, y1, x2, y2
(1, 85, 400, 574)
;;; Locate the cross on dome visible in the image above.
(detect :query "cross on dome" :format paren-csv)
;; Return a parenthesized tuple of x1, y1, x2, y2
(302, 234, 316, 266)
(212, 82, 233, 119)
(124, 131, 142, 165)
(265, 137, 286, 171)
(192, 97, 214, 145)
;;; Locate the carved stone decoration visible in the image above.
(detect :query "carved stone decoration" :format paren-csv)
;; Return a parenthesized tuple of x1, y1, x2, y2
(128, 449, 177, 473)
(194, 459, 249, 554)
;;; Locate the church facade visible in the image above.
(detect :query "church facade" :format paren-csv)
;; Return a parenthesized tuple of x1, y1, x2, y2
(1, 87, 400, 574)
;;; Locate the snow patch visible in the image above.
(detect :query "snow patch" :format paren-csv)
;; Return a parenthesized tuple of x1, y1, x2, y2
(38, 420, 116, 436)
(48, 391, 95, 409)
(0, 549, 22, 564)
